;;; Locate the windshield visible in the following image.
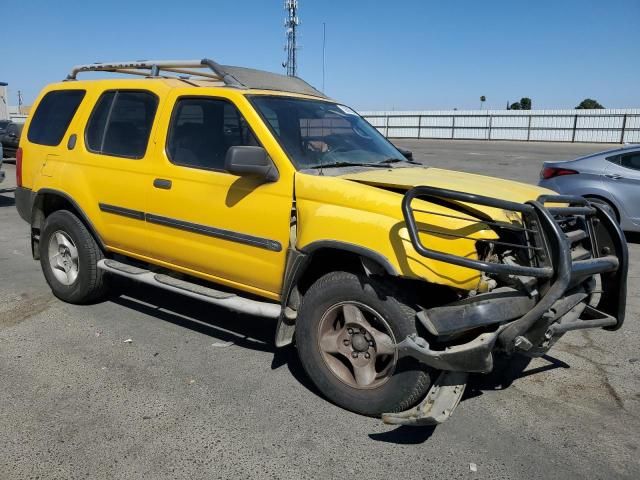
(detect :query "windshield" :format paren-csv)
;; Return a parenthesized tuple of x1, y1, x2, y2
(251, 96, 405, 169)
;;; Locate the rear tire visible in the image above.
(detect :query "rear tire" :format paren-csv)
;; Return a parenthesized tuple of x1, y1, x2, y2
(40, 210, 108, 304)
(585, 196, 619, 223)
(296, 271, 433, 416)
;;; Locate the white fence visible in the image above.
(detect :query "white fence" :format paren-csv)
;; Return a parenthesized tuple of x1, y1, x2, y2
(360, 108, 640, 144)
(8, 113, 27, 124)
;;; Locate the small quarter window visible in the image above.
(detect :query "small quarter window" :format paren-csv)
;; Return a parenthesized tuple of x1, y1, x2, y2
(167, 97, 259, 171)
(28, 90, 85, 146)
(85, 90, 158, 159)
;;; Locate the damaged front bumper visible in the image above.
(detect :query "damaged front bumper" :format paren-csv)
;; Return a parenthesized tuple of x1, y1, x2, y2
(386, 188, 628, 426)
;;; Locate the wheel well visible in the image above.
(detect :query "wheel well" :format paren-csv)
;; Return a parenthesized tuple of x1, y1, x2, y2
(296, 248, 367, 297)
(583, 195, 620, 221)
(291, 247, 455, 307)
(31, 192, 103, 259)
(275, 246, 460, 347)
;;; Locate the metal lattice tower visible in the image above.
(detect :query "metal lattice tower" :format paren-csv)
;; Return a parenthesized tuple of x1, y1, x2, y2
(283, 0, 299, 77)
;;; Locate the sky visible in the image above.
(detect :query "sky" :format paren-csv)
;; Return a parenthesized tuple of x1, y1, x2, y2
(1, 0, 639, 111)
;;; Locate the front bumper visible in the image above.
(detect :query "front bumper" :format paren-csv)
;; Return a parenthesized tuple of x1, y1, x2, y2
(399, 188, 628, 372)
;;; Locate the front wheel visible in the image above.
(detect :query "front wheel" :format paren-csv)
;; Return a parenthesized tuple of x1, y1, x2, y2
(296, 271, 433, 416)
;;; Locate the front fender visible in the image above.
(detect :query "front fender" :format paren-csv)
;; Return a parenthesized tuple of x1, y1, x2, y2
(295, 174, 495, 291)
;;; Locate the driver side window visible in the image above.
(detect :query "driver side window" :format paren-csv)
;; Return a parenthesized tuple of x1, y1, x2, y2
(167, 97, 259, 171)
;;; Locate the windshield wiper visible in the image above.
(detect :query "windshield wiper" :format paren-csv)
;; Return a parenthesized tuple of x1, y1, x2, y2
(377, 157, 420, 165)
(309, 161, 388, 169)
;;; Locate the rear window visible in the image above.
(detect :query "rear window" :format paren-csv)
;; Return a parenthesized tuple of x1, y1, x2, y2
(27, 90, 85, 146)
(85, 90, 158, 159)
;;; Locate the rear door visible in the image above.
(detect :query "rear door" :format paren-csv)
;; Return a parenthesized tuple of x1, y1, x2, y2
(69, 88, 161, 256)
(604, 150, 640, 227)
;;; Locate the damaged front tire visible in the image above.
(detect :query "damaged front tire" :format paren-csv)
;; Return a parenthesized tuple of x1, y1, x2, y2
(296, 271, 434, 416)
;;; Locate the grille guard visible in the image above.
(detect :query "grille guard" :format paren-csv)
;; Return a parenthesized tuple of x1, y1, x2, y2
(402, 187, 628, 347)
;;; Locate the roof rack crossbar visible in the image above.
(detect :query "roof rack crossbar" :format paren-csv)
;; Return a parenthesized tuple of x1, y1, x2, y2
(65, 58, 246, 88)
(159, 67, 221, 80)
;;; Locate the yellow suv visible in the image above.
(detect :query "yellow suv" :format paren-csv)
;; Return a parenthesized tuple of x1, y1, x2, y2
(15, 59, 628, 425)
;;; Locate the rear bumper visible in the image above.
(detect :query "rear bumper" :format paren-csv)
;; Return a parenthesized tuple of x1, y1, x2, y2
(398, 188, 628, 372)
(15, 186, 34, 223)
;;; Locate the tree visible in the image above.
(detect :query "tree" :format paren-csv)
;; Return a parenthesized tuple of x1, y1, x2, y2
(508, 97, 531, 110)
(576, 98, 604, 109)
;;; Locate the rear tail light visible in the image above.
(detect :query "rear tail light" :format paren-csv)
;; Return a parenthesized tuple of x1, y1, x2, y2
(540, 166, 578, 180)
(16, 147, 23, 187)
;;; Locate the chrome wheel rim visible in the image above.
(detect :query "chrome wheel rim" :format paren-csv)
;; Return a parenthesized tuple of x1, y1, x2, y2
(48, 230, 80, 286)
(317, 301, 397, 389)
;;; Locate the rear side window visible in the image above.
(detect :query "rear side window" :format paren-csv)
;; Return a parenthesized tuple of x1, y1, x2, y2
(620, 152, 640, 171)
(85, 90, 158, 159)
(27, 90, 85, 146)
(166, 97, 259, 171)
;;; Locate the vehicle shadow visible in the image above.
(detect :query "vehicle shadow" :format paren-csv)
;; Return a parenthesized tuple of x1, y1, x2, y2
(369, 353, 570, 444)
(0, 191, 15, 207)
(110, 280, 277, 352)
(465, 353, 569, 397)
(110, 280, 575, 445)
(624, 231, 640, 244)
(108, 280, 319, 393)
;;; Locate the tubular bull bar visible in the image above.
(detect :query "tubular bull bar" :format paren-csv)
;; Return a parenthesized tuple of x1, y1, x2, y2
(382, 188, 628, 426)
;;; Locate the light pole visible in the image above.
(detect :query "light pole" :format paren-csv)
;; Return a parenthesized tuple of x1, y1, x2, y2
(322, 22, 326, 92)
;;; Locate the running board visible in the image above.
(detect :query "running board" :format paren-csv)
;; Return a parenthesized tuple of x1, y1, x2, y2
(381, 371, 468, 426)
(98, 259, 282, 319)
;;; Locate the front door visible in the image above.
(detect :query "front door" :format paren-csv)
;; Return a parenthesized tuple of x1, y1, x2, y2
(145, 92, 293, 299)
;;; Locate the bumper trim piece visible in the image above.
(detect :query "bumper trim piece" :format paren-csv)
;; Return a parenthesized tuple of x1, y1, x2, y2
(420, 287, 536, 337)
(382, 371, 468, 426)
(396, 331, 499, 373)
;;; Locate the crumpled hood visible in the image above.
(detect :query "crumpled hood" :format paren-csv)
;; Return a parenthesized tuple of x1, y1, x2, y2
(339, 167, 553, 205)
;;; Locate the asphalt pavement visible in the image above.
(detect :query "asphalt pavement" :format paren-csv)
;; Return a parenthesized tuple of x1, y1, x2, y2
(1, 140, 639, 479)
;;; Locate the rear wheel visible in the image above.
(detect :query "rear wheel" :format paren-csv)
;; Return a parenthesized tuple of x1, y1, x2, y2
(585, 196, 619, 223)
(40, 210, 108, 304)
(296, 271, 433, 416)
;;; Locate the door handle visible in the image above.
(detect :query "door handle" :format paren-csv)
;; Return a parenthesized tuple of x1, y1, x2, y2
(153, 178, 172, 189)
(604, 174, 623, 180)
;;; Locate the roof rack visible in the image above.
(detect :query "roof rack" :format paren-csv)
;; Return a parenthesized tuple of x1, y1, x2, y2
(66, 58, 244, 87)
(65, 58, 328, 99)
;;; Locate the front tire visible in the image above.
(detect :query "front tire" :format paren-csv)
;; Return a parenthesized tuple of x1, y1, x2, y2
(296, 271, 433, 416)
(40, 210, 108, 304)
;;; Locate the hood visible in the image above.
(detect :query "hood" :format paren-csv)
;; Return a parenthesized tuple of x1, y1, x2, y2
(340, 167, 553, 205)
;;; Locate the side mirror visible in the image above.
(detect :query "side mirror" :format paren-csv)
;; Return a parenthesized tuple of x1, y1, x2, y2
(225, 146, 279, 182)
